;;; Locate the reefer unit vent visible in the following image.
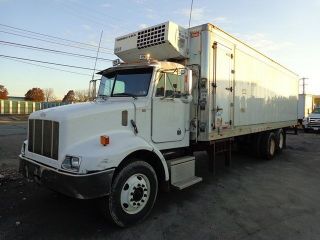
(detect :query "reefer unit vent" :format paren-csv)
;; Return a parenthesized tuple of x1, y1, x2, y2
(137, 24, 166, 49)
(114, 21, 188, 62)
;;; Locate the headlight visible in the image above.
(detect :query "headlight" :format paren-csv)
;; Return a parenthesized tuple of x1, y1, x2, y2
(61, 155, 82, 172)
(21, 142, 26, 155)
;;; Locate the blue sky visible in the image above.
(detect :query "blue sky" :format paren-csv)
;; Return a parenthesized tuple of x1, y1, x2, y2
(1, 0, 319, 98)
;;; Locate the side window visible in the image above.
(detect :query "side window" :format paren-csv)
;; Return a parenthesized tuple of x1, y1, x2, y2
(155, 71, 184, 98)
(113, 81, 125, 94)
(155, 73, 165, 97)
(165, 72, 183, 98)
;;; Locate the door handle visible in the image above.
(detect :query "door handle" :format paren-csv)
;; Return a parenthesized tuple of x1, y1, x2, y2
(216, 106, 223, 111)
(225, 87, 233, 92)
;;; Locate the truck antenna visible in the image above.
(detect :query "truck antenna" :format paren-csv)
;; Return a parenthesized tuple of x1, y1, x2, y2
(90, 30, 103, 98)
(188, 0, 194, 28)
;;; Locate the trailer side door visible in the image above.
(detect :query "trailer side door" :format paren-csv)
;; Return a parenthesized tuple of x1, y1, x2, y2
(213, 42, 234, 130)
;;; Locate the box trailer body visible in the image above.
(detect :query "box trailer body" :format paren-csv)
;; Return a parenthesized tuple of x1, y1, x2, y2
(298, 94, 313, 121)
(19, 21, 299, 227)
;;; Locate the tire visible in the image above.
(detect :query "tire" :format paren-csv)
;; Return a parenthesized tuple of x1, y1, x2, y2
(107, 160, 158, 227)
(260, 132, 276, 160)
(275, 129, 286, 153)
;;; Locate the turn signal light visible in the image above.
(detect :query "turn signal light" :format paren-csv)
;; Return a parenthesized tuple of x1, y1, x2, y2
(100, 135, 110, 146)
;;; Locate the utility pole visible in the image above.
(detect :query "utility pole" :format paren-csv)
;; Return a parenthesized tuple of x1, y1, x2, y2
(300, 77, 308, 94)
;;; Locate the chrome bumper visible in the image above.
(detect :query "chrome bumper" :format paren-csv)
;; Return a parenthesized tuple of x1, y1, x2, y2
(19, 155, 114, 199)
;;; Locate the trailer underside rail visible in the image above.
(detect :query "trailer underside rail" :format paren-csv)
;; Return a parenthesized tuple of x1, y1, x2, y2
(191, 138, 233, 175)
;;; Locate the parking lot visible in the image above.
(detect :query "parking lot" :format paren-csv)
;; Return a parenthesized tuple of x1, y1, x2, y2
(0, 121, 320, 240)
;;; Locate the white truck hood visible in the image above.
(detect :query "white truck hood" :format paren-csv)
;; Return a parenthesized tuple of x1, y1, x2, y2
(308, 113, 320, 118)
(28, 100, 135, 163)
(30, 101, 133, 122)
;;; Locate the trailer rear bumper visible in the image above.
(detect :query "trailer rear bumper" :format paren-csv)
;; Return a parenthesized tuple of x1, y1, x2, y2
(19, 155, 114, 199)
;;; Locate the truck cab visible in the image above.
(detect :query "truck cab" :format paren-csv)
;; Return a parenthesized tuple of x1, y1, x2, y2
(19, 59, 199, 227)
(303, 107, 320, 132)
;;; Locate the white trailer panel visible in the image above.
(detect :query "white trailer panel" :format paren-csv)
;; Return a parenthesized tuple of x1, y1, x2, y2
(188, 24, 299, 141)
(298, 94, 313, 120)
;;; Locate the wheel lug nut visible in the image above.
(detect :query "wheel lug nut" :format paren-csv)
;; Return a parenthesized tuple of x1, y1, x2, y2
(142, 184, 145, 187)
(144, 194, 147, 197)
(137, 203, 140, 206)
(144, 189, 147, 191)
(141, 200, 144, 203)
(138, 184, 141, 187)
(133, 202, 136, 206)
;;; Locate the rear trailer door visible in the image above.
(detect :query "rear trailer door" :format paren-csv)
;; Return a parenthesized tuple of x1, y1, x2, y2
(213, 42, 234, 130)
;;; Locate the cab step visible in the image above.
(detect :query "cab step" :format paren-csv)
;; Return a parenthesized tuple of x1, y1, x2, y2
(167, 156, 202, 190)
(171, 176, 203, 190)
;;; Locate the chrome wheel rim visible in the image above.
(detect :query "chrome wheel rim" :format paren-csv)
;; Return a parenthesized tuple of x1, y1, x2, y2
(120, 173, 150, 214)
(279, 133, 284, 149)
(270, 139, 276, 155)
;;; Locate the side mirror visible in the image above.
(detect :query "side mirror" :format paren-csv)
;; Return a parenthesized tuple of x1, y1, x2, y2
(184, 69, 193, 95)
(89, 79, 100, 100)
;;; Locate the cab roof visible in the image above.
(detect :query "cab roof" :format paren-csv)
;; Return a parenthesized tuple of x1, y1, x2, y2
(97, 60, 185, 75)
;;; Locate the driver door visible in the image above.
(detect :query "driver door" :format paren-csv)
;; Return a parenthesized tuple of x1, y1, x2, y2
(152, 70, 188, 143)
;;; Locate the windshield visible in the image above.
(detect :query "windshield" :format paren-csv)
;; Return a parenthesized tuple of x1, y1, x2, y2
(98, 67, 153, 97)
(312, 108, 320, 114)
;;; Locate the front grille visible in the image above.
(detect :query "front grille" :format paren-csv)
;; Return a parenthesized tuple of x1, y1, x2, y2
(309, 118, 320, 126)
(28, 119, 59, 160)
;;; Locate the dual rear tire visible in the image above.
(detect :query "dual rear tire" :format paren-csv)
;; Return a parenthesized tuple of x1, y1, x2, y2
(259, 129, 285, 160)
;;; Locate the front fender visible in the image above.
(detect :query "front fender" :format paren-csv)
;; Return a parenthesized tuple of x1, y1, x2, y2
(64, 130, 169, 180)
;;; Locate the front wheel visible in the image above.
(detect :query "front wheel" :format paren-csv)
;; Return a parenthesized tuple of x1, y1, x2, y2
(107, 160, 158, 227)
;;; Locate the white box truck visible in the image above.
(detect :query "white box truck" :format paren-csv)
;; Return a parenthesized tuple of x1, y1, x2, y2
(19, 21, 299, 227)
(298, 94, 313, 124)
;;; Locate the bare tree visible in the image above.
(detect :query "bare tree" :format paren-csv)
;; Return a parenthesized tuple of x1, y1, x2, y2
(44, 88, 56, 102)
(75, 89, 89, 102)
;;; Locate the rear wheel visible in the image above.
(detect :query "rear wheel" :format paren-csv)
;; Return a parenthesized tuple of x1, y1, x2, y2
(260, 132, 276, 160)
(106, 160, 158, 227)
(275, 129, 286, 153)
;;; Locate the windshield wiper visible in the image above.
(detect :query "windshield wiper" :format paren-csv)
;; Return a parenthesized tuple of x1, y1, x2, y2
(113, 93, 138, 99)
